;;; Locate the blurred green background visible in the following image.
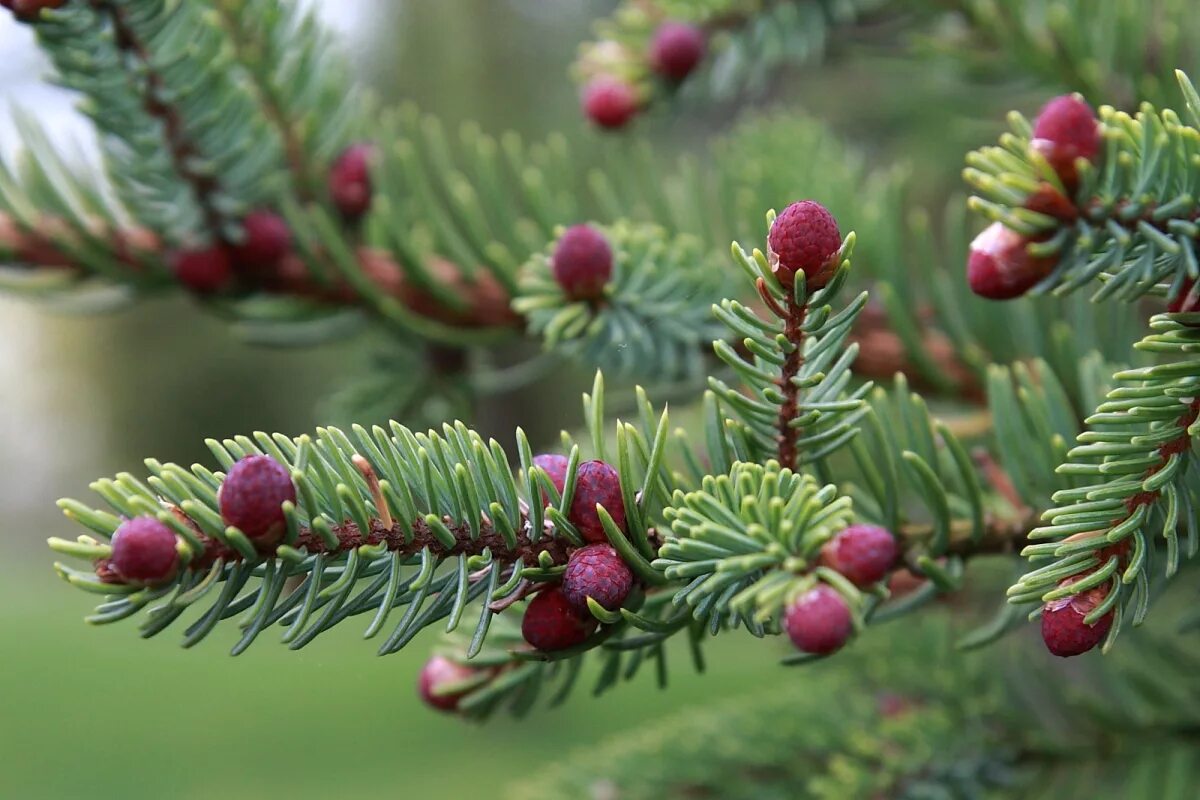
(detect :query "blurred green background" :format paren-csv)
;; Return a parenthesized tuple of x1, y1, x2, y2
(0, 2, 1015, 797)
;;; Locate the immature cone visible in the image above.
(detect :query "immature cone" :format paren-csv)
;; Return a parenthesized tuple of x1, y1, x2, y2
(1041, 580, 1113, 657)
(821, 524, 897, 588)
(784, 585, 853, 655)
(232, 210, 293, 269)
(329, 144, 374, 220)
(417, 655, 480, 713)
(967, 222, 1055, 300)
(218, 455, 297, 545)
(1031, 94, 1101, 189)
(521, 587, 598, 651)
(582, 77, 639, 130)
(568, 460, 626, 543)
(171, 246, 234, 294)
(109, 517, 180, 585)
(532, 453, 570, 504)
(767, 200, 842, 290)
(561, 543, 633, 613)
(649, 22, 706, 82)
(552, 224, 613, 300)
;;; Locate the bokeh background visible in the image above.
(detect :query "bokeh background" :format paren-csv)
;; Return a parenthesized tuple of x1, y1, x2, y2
(0, 2, 1008, 797)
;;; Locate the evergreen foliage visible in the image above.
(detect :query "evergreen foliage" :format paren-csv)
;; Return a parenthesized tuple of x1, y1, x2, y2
(515, 606, 1200, 799)
(943, 0, 1200, 110)
(8, 0, 1200, 795)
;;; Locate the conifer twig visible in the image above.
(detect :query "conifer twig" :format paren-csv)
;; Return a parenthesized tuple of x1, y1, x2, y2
(902, 514, 1034, 560)
(93, 1, 228, 242)
(0, 212, 518, 327)
(93, 514, 572, 582)
(774, 292, 808, 470)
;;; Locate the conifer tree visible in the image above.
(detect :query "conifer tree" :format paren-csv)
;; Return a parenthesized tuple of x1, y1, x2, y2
(9, 1, 1200, 796)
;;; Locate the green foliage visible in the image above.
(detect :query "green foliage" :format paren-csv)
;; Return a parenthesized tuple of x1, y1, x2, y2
(33, 3, 206, 243)
(576, 0, 890, 105)
(943, 0, 1200, 110)
(22, 5, 1200, 791)
(966, 75, 1200, 303)
(0, 0, 1182, 396)
(513, 609, 1200, 799)
(1008, 314, 1200, 647)
(514, 222, 726, 380)
(656, 461, 857, 632)
(47, 189, 1136, 719)
(959, 70, 1200, 648)
(516, 623, 1013, 799)
(709, 225, 869, 465)
(49, 210, 1016, 712)
(3, 24, 1136, 411)
(0, 63, 934, 375)
(211, 0, 363, 198)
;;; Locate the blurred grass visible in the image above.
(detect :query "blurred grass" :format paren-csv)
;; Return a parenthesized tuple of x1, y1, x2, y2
(0, 573, 796, 799)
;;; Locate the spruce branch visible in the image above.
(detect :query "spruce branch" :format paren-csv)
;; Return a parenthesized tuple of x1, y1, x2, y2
(94, 1, 232, 242)
(96, 511, 574, 580)
(51, 420, 592, 655)
(44, 200, 1079, 714)
(965, 73, 1200, 305)
(709, 217, 869, 468)
(32, 3, 206, 241)
(959, 72, 1200, 653)
(0, 210, 517, 328)
(1008, 315, 1200, 650)
(4, 2, 1142, 425)
(4, 36, 1108, 404)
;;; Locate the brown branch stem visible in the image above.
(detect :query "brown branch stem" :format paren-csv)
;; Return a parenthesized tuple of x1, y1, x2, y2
(0, 205, 992, 385)
(898, 396, 1200, 571)
(900, 513, 1035, 562)
(1117, 397, 1200, 518)
(775, 294, 808, 470)
(96, 1, 228, 242)
(97, 514, 572, 582)
(0, 212, 519, 328)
